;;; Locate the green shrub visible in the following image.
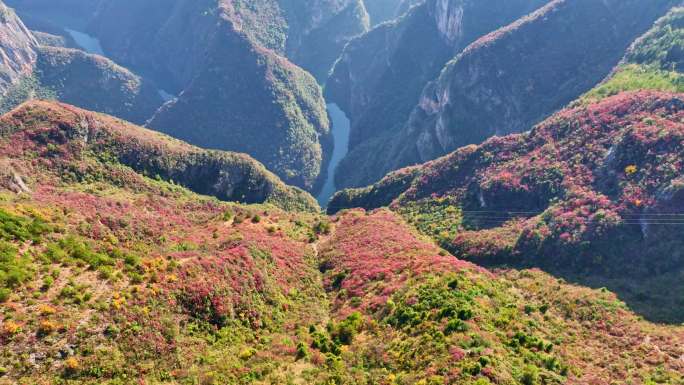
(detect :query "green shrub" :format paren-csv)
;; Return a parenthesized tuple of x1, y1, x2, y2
(0, 241, 33, 289)
(444, 319, 468, 334)
(46, 237, 113, 269)
(42, 276, 54, 291)
(296, 342, 309, 360)
(332, 312, 363, 345)
(0, 210, 50, 243)
(0, 288, 10, 302)
(313, 221, 331, 235)
(520, 365, 540, 385)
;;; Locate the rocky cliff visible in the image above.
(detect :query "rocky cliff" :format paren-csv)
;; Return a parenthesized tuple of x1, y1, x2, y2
(362, 0, 422, 25)
(283, 0, 370, 81)
(0, 1, 36, 95)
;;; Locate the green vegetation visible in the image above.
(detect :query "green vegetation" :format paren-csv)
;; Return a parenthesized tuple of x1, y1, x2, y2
(0, 75, 55, 115)
(1, 2, 684, 385)
(627, 7, 684, 71)
(584, 8, 684, 102)
(583, 64, 684, 102)
(397, 198, 463, 247)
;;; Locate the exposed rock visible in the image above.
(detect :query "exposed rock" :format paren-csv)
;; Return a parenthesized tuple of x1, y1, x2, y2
(0, 1, 37, 95)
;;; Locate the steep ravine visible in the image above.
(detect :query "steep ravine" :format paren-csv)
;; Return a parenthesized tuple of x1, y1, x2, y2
(316, 104, 351, 206)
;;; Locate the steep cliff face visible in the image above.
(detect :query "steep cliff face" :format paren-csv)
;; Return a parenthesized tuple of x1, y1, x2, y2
(35, 47, 164, 124)
(362, 0, 421, 25)
(0, 1, 36, 95)
(325, 0, 548, 187)
(398, 0, 676, 170)
(283, 0, 370, 81)
(147, 13, 331, 192)
(334, 0, 677, 189)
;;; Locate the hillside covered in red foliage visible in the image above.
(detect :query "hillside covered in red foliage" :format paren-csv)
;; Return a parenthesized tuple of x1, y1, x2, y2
(330, 91, 684, 321)
(0, 100, 319, 211)
(0, 99, 682, 384)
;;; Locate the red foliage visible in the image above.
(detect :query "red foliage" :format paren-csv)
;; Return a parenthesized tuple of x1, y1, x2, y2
(321, 209, 484, 317)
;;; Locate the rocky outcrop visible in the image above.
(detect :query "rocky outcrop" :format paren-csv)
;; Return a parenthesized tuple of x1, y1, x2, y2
(284, 0, 370, 81)
(0, 1, 37, 95)
(362, 0, 421, 25)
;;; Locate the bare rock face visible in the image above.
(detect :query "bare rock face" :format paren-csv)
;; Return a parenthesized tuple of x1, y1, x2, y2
(362, 0, 422, 25)
(283, 0, 370, 81)
(0, 1, 37, 95)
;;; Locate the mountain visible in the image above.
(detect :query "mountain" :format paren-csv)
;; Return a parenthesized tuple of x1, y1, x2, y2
(330, 90, 684, 321)
(280, 0, 370, 81)
(326, 0, 547, 164)
(83, 0, 373, 191)
(0, 0, 373, 192)
(0, 1, 165, 123)
(1, 2, 684, 384)
(328, 0, 677, 189)
(583, 6, 684, 102)
(90, 0, 369, 85)
(0, 100, 682, 382)
(34, 47, 164, 124)
(1, 100, 319, 212)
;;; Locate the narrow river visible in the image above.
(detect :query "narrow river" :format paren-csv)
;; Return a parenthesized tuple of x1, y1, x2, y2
(317, 104, 351, 207)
